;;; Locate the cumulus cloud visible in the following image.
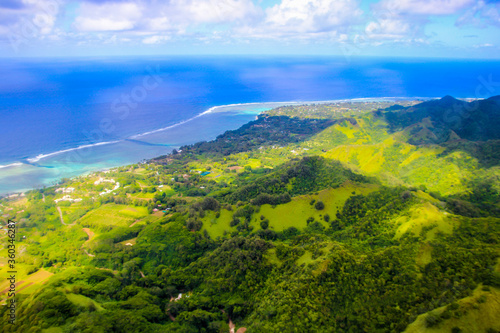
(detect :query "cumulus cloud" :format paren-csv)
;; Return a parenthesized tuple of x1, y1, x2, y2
(73, 2, 141, 31)
(72, 0, 261, 33)
(232, 0, 362, 41)
(171, 0, 261, 25)
(0, 0, 61, 33)
(264, 0, 362, 35)
(0, 0, 62, 52)
(365, 18, 411, 39)
(0, 0, 497, 55)
(365, 0, 477, 41)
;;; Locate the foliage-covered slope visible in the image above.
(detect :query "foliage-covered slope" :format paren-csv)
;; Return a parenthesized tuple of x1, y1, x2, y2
(383, 95, 500, 144)
(1, 97, 499, 333)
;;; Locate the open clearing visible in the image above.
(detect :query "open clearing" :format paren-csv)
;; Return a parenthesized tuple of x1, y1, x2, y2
(255, 183, 378, 232)
(202, 182, 379, 238)
(393, 201, 455, 240)
(404, 285, 500, 333)
(0, 267, 54, 299)
(67, 293, 104, 311)
(78, 204, 148, 229)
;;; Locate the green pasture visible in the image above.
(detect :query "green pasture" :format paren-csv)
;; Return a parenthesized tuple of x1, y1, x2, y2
(78, 204, 148, 229)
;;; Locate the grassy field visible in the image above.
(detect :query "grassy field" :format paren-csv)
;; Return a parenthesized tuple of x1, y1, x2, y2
(404, 285, 500, 333)
(393, 202, 456, 241)
(66, 293, 104, 311)
(254, 183, 379, 232)
(296, 242, 335, 266)
(59, 205, 91, 224)
(314, 116, 484, 196)
(0, 267, 54, 303)
(131, 192, 156, 199)
(78, 204, 148, 229)
(201, 209, 235, 239)
(201, 182, 379, 238)
(159, 185, 176, 197)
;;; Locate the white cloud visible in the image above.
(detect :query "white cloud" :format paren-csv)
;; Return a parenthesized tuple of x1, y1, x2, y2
(365, 18, 411, 39)
(70, 0, 262, 39)
(264, 0, 362, 35)
(0, 0, 61, 34)
(73, 2, 142, 32)
(232, 0, 362, 41)
(142, 35, 170, 44)
(365, 0, 476, 42)
(1, 0, 494, 55)
(147, 17, 171, 31)
(171, 0, 261, 25)
(74, 17, 135, 31)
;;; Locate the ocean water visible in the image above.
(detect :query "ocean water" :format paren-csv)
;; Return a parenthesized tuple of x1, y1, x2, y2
(1, 56, 500, 195)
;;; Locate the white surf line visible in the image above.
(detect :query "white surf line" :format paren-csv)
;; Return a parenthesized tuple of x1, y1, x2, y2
(0, 162, 23, 169)
(27, 140, 122, 163)
(1, 96, 453, 168)
(129, 98, 420, 139)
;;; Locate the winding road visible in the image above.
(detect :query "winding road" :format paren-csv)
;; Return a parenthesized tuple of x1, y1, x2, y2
(56, 206, 77, 226)
(56, 206, 94, 257)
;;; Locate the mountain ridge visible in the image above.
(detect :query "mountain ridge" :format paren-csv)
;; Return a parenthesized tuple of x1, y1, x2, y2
(382, 95, 500, 144)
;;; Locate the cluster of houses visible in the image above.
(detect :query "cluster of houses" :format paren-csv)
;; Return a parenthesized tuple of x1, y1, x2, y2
(94, 177, 121, 196)
(99, 182, 120, 196)
(152, 207, 171, 213)
(94, 177, 116, 186)
(54, 187, 82, 203)
(55, 187, 75, 194)
(54, 195, 82, 204)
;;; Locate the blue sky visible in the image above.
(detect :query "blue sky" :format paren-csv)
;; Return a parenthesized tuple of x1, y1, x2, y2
(0, 0, 499, 58)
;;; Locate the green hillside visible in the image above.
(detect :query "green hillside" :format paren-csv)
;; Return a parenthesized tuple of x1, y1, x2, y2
(1, 97, 499, 332)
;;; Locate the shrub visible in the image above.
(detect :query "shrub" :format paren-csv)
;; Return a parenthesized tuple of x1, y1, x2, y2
(306, 221, 325, 233)
(315, 201, 325, 210)
(251, 193, 291, 206)
(425, 313, 441, 328)
(186, 219, 203, 231)
(201, 197, 220, 211)
(257, 229, 277, 240)
(234, 205, 255, 220)
(280, 227, 300, 239)
(260, 219, 269, 230)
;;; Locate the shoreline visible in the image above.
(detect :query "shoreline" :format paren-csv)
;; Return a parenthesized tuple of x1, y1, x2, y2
(0, 96, 439, 169)
(0, 96, 463, 197)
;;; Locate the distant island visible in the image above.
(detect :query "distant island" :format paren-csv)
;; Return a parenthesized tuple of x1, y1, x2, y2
(1, 96, 499, 332)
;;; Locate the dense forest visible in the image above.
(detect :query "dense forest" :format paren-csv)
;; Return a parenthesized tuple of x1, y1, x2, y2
(0, 96, 499, 332)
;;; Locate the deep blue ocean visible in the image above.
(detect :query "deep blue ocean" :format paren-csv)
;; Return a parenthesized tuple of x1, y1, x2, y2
(1, 56, 500, 194)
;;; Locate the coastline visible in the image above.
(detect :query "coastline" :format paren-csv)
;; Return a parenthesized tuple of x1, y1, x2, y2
(0, 97, 437, 168)
(0, 96, 439, 196)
